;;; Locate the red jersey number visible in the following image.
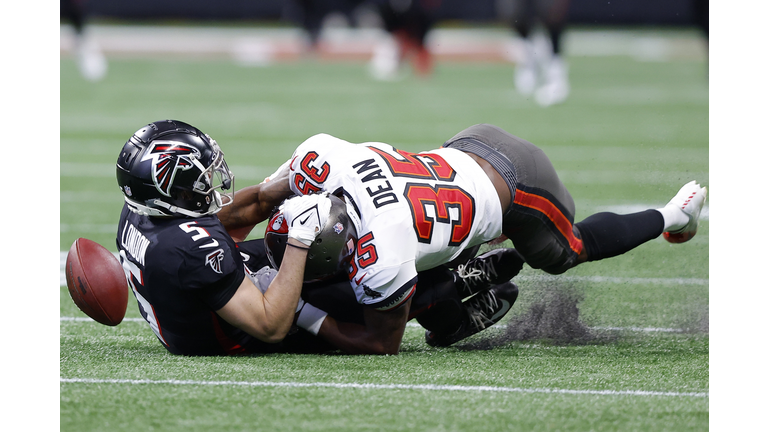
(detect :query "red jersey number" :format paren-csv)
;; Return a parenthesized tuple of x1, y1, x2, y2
(348, 232, 378, 281)
(404, 183, 475, 246)
(293, 151, 330, 194)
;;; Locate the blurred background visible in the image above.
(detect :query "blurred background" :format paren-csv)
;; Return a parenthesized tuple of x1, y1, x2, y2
(61, 0, 708, 85)
(60, 0, 709, 255)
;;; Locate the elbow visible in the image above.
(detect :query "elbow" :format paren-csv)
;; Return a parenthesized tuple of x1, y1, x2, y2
(260, 333, 286, 343)
(253, 322, 292, 344)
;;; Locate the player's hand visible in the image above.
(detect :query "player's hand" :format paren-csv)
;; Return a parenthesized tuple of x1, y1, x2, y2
(280, 193, 331, 246)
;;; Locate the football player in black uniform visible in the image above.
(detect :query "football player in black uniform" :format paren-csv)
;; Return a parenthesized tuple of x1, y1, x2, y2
(115, 120, 367, 355)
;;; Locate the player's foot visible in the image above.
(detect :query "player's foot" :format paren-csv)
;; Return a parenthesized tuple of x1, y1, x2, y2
(514, 40, 537, 95)
(455, 248, 524, 298)
(369, 36, 402, 81)
(75, 33, 108, 82)
(662, 181, 708, 243)
(425, 281, 519, 347)
(535, 55, 569, 106)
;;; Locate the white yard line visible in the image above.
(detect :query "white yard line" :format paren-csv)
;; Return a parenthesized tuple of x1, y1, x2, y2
(59, 377, 707, 398)
(59, 316, 689, 334)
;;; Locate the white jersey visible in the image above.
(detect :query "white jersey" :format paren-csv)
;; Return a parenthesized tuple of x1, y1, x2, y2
(285, 134, 503, 310)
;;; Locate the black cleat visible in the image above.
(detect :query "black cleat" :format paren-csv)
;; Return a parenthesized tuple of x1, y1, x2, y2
(425, 281, 519, 347)
(455, 248, 525, 298)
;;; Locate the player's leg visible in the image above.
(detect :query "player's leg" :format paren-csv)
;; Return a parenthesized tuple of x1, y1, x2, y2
(508, 205, 667, 274)
(541, 181, 706, 268)
(444, 124, 706, 275)
(493, 130, 683, 273)
(62, 0, 107, 81)
(538, 0, 570, 58)
(412, 265, 520, 347)
(61, 0, 85, 34)
(409, 266, 465, 335)
(369, 2, 406, 80)
(533, 0, 571, 106)
(499, 0, 538, 95)
(405, 3, 437, 76)
(443, 124, 578, 273)
(371, 0, 436, 78)
(424, 281, 519, 347)
(504, 146, 705, 272)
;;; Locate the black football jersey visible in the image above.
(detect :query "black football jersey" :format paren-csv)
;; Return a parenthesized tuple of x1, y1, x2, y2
(116, 204, 262, 355)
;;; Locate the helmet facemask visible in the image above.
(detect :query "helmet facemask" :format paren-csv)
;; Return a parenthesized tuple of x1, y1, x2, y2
(188, 139, 235, 212)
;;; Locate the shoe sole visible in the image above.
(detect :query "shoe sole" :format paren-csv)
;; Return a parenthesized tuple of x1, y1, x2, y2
(663, 228, 697, 243)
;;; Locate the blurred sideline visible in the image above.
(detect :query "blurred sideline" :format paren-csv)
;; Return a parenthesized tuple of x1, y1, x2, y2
(60, 24, 707, 65)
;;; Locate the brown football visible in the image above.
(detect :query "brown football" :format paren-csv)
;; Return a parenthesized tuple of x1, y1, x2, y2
(65, 238, 129, 326)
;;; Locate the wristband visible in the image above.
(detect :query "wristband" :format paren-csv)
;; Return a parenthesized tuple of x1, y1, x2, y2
(295, 296, 306, 313)
(286, 242, 311, 251)
(295, 303, 328, 336)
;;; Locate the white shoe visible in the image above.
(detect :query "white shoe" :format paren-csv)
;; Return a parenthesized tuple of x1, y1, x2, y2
(75, 34, 107, 82)
(535, 55, 569, 106)
(662, 181, 708, 243)
(369, 37, 402, 81)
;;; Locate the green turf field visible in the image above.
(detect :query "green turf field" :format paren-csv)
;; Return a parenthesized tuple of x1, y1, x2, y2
(60, 28, 708, 431)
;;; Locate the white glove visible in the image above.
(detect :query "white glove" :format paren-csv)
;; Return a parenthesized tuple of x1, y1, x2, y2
(280, 193, 332, 246)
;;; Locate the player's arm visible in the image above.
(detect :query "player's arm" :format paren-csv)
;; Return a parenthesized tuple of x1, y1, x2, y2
(217, 193, 331, 342)
(221, 136, 340, 241)
(316, 234, 419, 354)
(218, 166, 294, 242)
(215, 237, 308, 343)
(313, 300, 412, 355)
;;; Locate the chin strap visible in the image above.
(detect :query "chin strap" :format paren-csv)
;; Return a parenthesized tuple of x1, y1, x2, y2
(150, 199, 213, 218)
(125, 190, 233, 218)
(124, 197, 213, 218)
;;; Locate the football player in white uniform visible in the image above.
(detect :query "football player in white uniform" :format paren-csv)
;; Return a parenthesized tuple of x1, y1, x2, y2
(219, 124, 707, 353)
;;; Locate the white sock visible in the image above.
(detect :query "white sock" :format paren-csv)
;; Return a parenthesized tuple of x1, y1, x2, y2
(654, 205, 689, 232)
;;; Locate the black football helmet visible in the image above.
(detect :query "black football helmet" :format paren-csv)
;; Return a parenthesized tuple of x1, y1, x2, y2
(116, 120, 234, 217)
(264, 194, 358, 283)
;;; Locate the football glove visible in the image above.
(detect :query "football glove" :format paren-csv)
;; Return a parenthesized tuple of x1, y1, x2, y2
(280, 193, 332, 246)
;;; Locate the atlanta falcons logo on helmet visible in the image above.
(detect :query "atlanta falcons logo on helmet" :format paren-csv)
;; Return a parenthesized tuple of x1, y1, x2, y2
(141, 140, 202, 196)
